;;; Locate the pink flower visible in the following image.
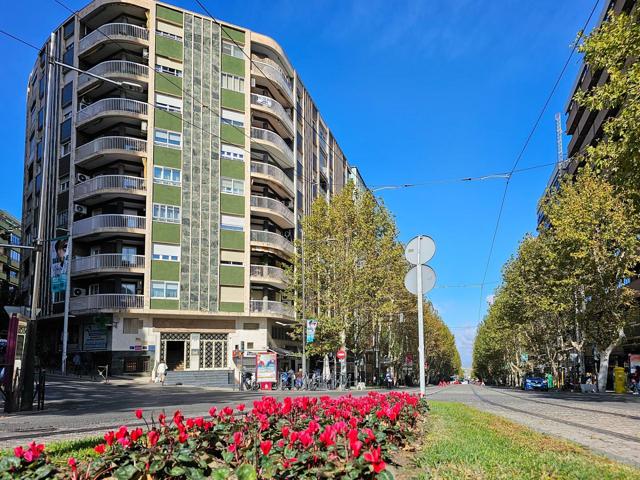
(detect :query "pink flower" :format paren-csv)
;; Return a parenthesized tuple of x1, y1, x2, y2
(135, 409, 143, 419)
(260, 439, 272, 455)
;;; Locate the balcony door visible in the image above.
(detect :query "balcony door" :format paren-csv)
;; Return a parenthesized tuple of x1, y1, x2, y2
(122, 246, 136, 265)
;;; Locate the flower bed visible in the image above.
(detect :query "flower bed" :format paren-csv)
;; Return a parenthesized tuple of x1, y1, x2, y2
(1, 391, 428, 479)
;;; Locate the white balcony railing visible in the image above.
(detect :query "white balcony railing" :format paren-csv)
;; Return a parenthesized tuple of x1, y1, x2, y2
(251, 127, 294, 167)
(73, 214, 146, 236)
(250, 264, 287, 285)
(74, 175, 146, 201)
(75, 136, 147, 164)
(250, 161, 294, 194)
(251, 57, 293, 97)
(77, 98, 148, 124)
(71, 254, 145, 274)
(70, 294, 144, 312)
(78, 60, 149, 89)
(250, 230, 294, 256)
(250, 195, 294, 225)
(250, 93, 293, 134)
(79, 23, 149, 53)
(250, 299, 293, 318)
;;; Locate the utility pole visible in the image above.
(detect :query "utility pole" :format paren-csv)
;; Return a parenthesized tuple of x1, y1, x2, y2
(61, 230, 72, 374)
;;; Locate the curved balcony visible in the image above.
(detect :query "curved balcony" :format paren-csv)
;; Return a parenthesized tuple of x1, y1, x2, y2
(75, 136, 147, 168)
(78, 61, 149, 92)
(250, 230, 294, 258)
(250, 161, 294, 197)
(73, 214, 146, 238)
(77, 98, 148, 127)
(250, 299, 293, 318)
(79, 23, 149, 55)
(70, 294, 144, 313)
(250, 264, 287, 289)
(251, 93, 293, 135)
(250, 195, 294, 228)
(251, 127, 294, 169)
(251, 57, 293, 101)
(71, 254, 145, 276)
(74, 175, 146, 203)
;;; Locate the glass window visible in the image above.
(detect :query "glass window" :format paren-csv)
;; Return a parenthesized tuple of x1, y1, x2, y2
(37, 108, 44, 130)
(221, 109, 244, 128)
(151, 281, 165, 298)
(10, 250, 20, 262)
(10, 234, 20, 245)
(151, 281, 179, 299)
(154, 128, 182, 149)
(221, 214, 244, 231)
(166, 282, 178, 298)
(153, 166, 181, 185)
(155, 64, 183, 77)
(59, 175, 70, 192)
(221, 177, 244, 195)
(221, 73, 244, 92)
(152, 203, 181, 223)
(152, 243, 180, 261)
(222, 40, 243, 58)
(37, 141, 43, 161)
(60, 118, 72, 143)
(61, 82, 73, 107)
(62, 44, 74, 70)
(220, 144, 244, 161)
(38, 76, 45, 99)
(155, 93, 183, 113)
(63, 19, 75, 39)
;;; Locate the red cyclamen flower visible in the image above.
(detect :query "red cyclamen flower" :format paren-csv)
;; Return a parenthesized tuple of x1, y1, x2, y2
(94, 444, 106, 454)
(148, 430, 160, 447)
(14, 446, 24, 459)
(135, 409, 143, 419)
(68, 457, 77, 471)
(260, 440, 272, 456)
(364, 446, 386, 473)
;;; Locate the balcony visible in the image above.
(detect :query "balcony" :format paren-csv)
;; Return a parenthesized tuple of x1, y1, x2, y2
(71, 253, 145, 276)
(78, 23, 149, 55)
(251, 57, 293, 101)
(70, 294, 144, 313)
(77, 98, 148, 127)
(74, 175, 146, 203)
(250, 161, 294, 197)
(250, 264, 287, 289)
(73, 214, 146, 238)
(251, 127, 294, 169)
(250, 93, 293, 136)
(250, 195, 294, 228)
(250, 299, 293, 318)
(75, 136, 147, 168)
(250, 230, 294, 258)
(78, 61, 149, 93)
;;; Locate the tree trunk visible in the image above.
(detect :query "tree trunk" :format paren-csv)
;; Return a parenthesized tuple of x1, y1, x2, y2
(596, 328, 625, 392)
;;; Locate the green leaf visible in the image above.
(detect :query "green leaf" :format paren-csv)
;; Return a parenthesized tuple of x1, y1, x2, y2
(236, 464, 257, 480)
(376, 470, 395, 480)
(169, 466, 187, 476)
(211, 467, 231, 480)
(114, 464, 138, 480)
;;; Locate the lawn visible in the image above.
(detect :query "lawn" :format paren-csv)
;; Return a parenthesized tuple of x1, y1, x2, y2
(409, 401, 640, 480)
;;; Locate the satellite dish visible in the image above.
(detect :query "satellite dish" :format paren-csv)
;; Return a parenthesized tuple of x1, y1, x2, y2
(404, 265, 436, 295)
(405, 235, 435, 265)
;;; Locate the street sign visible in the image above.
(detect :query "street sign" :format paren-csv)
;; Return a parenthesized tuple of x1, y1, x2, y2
(404, 265, 436, 295)
(405, 235, 436, 265)
(336, 349, 346, 361)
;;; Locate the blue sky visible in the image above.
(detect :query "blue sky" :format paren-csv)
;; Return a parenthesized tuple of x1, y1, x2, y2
(1, 1, 601, 366)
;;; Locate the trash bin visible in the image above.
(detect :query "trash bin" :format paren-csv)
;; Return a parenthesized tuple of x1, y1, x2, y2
(614, 366, 626, 394)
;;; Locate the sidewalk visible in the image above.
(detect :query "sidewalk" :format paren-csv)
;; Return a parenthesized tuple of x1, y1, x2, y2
(44, 370, 151, 386)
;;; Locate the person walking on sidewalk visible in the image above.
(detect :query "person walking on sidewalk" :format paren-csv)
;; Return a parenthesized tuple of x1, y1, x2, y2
(156, 360, 167, 385)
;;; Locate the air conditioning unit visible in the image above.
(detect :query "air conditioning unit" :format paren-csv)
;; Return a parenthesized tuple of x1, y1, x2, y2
(72, 288, 86, 297)
(76, 173, 90, 183)
(142, 48, 149, 59)
(74, 204, 88, 214)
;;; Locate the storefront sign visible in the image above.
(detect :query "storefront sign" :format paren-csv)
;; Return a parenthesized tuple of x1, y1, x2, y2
(256, 352, 277, 383)
(83, 323, 107, 351)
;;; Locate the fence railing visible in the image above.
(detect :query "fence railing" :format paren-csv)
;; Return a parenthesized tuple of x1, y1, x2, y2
(77, 98, 148, 124)
(78, 60, 149, 88)
(76, 136, 147, 164)
(74, 175, 146, 200)
(71, 254, 145, 274)
(250, 230, 294, 256)
(250, 195, 294, 225)
(79, 23, 149, 53)
(250, 264, 287, 284)
(251, 127, 294, 167)
(73, 214, 146, 236)
(250, 299, 294, 318)
(70, 294, 144, 312)
(251, 57, 293, 96)
(250, 161, 294, 193)
(250, 93, 293, 133)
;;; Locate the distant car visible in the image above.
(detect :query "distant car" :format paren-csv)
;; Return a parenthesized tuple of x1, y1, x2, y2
(522, 374, 548, 391)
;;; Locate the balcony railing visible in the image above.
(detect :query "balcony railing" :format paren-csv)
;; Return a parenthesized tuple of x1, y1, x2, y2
(251, 127, 294, 167)
(250, 230, 294, 256)
(77, 98, 148, 125)
(75, 136, 147, 164)
(250, 299, 293, 318)
(250, 195, 294, 226)
(71, 253, 145, 275)
(250, 93, 293, 134)
(70, 294, 144, 312)
(74, 175, 146, 201)
(250, 161, 294, 194)
(78, 61, 149, 89)
(79, 23, 149, 53)
(73, 214, 146, 236)
(250, 264, 287, 285)
(251, 57, 293, 98)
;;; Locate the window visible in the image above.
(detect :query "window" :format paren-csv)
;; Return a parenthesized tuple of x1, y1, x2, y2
(59, 175, 70, 192)
(10, 250, 20, 262)
(60, 142, 71, 156)
(155, 64, 183, 77)
(36, 141, 43, 161)
(153, 166, 181, 185)
(152, 243, 180, 261)
(221, 177, 244, 195)
(63, 19, 75, 39)
(60, 118, 72, 143)
(38, 76, 45, 99)
(35, 173, 42, 193)
(61, 82, 73, 107)
(221, 109, 244, 128)
(37, 108, 44, 130)
(9, 270, 18, 280)
(156, 30, 182, 41)
(10, 234, 19, 245)
(153, 203, 181, 223)
(221, 144, 244, 161)
(221, 73, 244, 92)
(222, 40, 243, 59)
(154, 128, 181, 149)
(123, 318, 143, 334)
(151, 280, 179, 299)
(121, 282, 136, 295)
(221, 214, 244, 232)
(62, 44, 74, 70)
(89, 284, 99, 295)
(56, 210, 69, 228)
(156, 19, 183, 40)
(155, 93, 183, 113)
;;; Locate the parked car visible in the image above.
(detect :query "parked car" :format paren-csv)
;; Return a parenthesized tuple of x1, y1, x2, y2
(522, 374, 548, 391)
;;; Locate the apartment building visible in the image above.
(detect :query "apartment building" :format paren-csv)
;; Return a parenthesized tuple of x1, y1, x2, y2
(20, 0, 360, 382)
(0, 210, 21, 338)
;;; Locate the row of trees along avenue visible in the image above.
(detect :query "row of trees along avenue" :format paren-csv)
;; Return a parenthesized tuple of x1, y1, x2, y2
(473, 11, 640, 392)
(286, 183, 461, 383)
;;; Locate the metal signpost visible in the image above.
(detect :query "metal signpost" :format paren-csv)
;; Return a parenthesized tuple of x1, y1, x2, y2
(404, 235, 436, 396)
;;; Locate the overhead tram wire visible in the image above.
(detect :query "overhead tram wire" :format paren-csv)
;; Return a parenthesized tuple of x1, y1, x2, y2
(475, 0, 602, 322)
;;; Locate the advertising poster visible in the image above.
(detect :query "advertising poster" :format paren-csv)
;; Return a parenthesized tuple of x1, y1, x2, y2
(50, 236, 69, 294)
(256, 352, 277, 383)
(306, 319, 318, 343)
(630, 354, 640, 372)
(83, 323, 108, 351)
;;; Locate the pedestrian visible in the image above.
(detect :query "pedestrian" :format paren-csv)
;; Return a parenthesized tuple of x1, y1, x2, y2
(156, 360, 167, 385)
(385, 370, 394, 389)
(72, 353, 82, 376)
